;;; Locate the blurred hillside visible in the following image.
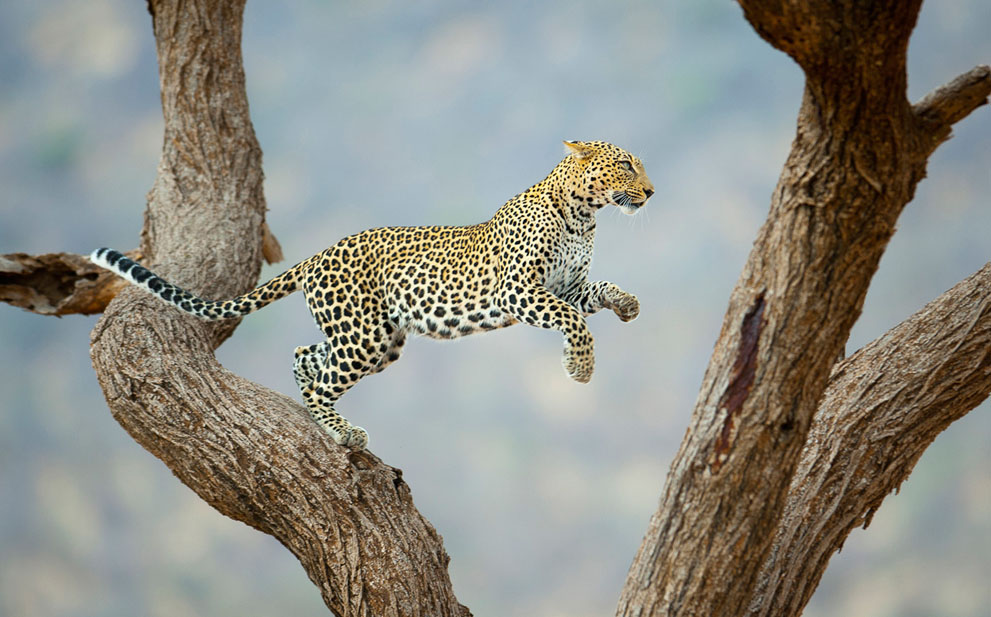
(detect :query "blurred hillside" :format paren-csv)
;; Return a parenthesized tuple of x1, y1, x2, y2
(1, 1, 988, 616)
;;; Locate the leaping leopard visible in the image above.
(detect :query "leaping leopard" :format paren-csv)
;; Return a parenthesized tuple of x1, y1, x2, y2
(90, 140, 654, 450)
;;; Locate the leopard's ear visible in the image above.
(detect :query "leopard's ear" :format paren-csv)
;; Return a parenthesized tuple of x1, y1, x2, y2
(563, 140, 595, 160)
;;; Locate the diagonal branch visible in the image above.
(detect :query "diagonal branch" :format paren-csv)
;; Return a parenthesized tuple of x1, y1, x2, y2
(913, 64, 991, 153)
(750, 262, 991, 616)
(914, 64, 991, 127)
(85, 1, 468, 615)
(617, 6, 988, 616)
(90, 295, 470, 616)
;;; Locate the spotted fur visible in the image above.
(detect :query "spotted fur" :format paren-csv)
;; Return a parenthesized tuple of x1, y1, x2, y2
(90, 140, 654, 449)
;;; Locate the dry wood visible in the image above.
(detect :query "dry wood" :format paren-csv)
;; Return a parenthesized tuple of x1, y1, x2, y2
(88, 1, 468, 615)
(0, 251, 127, 316)
(749, 263, 991, 616)
(615, 1, 990, 614)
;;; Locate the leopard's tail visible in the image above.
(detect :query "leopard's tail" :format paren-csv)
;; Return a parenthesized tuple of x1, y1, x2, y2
(89, 247, 312, 320)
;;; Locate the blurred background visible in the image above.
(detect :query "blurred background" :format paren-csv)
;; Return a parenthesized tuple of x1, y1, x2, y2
(1, 1, 989, 616)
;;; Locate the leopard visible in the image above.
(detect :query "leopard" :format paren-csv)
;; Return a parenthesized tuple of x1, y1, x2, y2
(90, 140, 654, 450)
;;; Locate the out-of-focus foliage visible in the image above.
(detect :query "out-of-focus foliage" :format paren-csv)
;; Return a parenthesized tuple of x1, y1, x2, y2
(0, 1, 988, 616)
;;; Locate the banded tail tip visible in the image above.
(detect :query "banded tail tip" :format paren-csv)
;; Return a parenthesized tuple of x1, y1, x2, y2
(90, 247, 123, 267)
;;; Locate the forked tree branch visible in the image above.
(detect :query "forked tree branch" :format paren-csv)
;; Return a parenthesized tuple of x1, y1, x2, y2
(616, 0, 989, 612)
(88, 1, 468, 615)
(750, 262, 991, 616)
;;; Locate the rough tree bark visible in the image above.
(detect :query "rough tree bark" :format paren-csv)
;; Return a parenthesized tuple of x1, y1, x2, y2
(0, 251, 127, 316)
(749, 262, 991, 616)
(1, 0, 988, 616)
(92, 1, 470, 615)
(616, 1, 990, 615)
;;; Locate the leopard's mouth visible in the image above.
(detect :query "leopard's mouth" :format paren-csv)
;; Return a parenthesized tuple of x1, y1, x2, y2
(613, 190, 651, 215)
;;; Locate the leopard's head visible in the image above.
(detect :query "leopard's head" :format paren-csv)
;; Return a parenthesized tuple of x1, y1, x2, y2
(561, 140, 654, 215)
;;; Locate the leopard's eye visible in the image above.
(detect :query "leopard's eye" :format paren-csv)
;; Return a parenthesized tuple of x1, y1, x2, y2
(619, 160, 634, 172)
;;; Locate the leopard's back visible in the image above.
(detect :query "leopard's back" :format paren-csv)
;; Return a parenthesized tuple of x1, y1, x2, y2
(304, 223, 515, 341)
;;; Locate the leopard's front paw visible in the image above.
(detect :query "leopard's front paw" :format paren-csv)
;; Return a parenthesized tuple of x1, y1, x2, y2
(563, 345, 594, 383)
(606, 287, 640, 322)
(342, 426, 369, 450)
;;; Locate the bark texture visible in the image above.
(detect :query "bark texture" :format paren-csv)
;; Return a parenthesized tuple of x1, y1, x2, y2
(0, 251, 128, 316)
(615, 1, 990, 615)
(749, 263, 991, 616)
(0, 223, 280, 317)
(88, 1, 468, 615)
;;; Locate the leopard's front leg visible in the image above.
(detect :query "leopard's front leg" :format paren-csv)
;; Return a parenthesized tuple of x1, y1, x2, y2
(562, 280, 640, 322)
(500, 284, 595, 383)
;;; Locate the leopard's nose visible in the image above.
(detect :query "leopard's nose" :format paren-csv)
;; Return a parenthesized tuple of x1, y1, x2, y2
(643, 188, 655, 200)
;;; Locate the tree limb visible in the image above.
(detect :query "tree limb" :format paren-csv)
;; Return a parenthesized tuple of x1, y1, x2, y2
(616, 5, 988, 616)
(0, 251, 129, 316)
(0, 227, 281, 318)
(750, 262, 991, 616)
(86, 1, 469, 615)
(90, 302, 470, 616)
(913, 64, 991, 152)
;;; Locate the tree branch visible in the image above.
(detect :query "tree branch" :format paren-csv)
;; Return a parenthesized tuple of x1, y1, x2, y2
(750, 262, 991, 616)
(86, 1, 469, 615)
(617, 6, 988, 616)
(0, 223, 281, 318)
(90, 301, 470, 616)
(913, 64, 991, 153)
(0, 251, 129, 316)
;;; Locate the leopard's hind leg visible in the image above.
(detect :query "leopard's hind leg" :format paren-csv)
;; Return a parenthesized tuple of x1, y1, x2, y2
(295, 294, 405, 449)
(290, 340, 366, 448)
(369, 329, 407, 375)
(293, 342, 329, 392)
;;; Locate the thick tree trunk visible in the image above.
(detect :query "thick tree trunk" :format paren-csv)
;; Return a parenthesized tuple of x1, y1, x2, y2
(615, 1, 990, 615)
(749, 262, 991, 616)
(87, 1, 469, 615)
(2, 1, 987, 616)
